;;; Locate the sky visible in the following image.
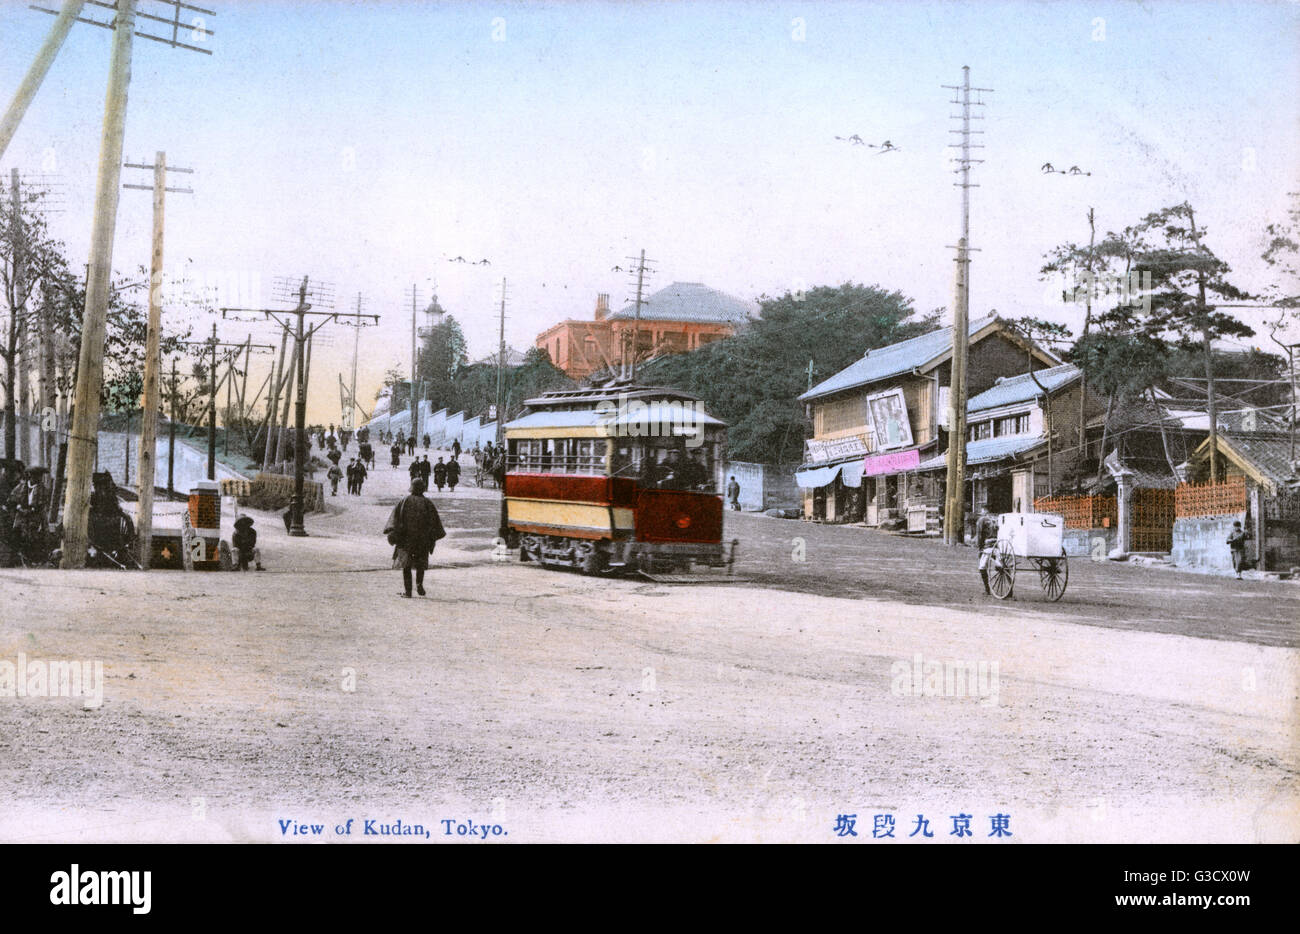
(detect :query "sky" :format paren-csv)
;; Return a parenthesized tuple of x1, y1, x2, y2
(2, 0, 1298, 423)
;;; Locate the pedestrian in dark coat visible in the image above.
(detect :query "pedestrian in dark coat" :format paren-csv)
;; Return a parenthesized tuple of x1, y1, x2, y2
(385, 477, 445, 597)
(327, 463, 343, 495)
(1227, 520, 1248, 579)
(406, 435, 416, 456)
(391, 443, 402, 467)
(419, 455, 432, 485)
(433, 456, 447, 492)
(446, 457, 460, 492)
(409, 458, 421, 484)
(353, 459, 367, 494)
(452, 438, 461, 460)
(232, 516, 263, 571)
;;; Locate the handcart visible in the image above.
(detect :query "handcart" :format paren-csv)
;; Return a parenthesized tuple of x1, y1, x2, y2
(979, 511, 1068, 601)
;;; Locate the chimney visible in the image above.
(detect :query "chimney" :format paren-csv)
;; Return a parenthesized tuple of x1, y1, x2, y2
(594, 293, 609, 321)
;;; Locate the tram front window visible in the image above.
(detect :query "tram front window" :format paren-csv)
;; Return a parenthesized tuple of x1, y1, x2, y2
(614, 439, 718, 491)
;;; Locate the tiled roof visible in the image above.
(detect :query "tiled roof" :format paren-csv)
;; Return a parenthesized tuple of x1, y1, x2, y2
(1218, 431, 1298, 486)
(606, 281, 756, 324)
(916, 435, 1045, 471)
(967, 364, 1081, 413)
(800, 314, 1003, 402)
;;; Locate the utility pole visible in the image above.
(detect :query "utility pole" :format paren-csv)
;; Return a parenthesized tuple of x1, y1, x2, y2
(58, 0, 215, 569)
(337, 293, 375, 431)
(123, 150, 192, 569)
(624, 249, 654, 380)
(10, 169, 31, 465)
(167, 356, 176, 498)
(941, 65, 991, 547)
(262, 325, 288, 467)
(222, 278, 372, 536)
(496, 278, 507, 445)
(495, 276, 509, 543)
(60, 0, 138, 569)
(410, 283, 419, 444)
(39, 291, 55, 469)
(172, 329, 265, 480)
(0, 0, 88, 162)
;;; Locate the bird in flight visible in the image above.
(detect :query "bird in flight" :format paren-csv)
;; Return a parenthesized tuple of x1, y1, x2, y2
(835, 134, 866, 145)
(869, 140, 899, 153)
(611, 265, 625, 273)
(447, 255, 467, 263)
(475, 258, 491, 266)
(1042, 162, 1092, 176)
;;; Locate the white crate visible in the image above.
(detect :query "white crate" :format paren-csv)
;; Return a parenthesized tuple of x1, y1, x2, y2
(998, 512, 1064, 558)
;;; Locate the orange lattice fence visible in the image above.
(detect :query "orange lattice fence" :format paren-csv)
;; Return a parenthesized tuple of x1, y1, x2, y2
(1034, 494, 1118, 529)
(1132, 488, 1176, 552)
(1175, 476, 1248, 519)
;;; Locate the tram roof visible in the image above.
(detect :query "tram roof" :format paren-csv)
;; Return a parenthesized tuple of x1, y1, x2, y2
(520, 381, 704, 411)
(506, 401, 726, 432)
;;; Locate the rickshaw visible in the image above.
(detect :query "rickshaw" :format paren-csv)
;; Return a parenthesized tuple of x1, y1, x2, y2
(979, 511, 1068, 601)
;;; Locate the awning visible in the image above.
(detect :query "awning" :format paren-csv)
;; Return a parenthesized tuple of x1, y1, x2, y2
(840, 459, 864, 488)
(795, 462, 844, 489)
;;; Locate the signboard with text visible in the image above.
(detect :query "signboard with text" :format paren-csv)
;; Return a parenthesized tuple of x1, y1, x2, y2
(805, 435, 869, 463)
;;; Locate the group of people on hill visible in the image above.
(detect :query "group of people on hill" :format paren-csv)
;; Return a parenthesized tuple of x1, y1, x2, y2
(408, 454, 460, 492)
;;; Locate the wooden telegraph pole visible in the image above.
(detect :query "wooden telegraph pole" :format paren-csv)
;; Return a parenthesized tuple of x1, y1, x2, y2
(123, 151, 192, 569)
(60, 0, 138, 569)
(0, 0, 89, 162)
(55, 0, 215, 569)
(940, 66, 991, 546)
(222, 278, 374, 536)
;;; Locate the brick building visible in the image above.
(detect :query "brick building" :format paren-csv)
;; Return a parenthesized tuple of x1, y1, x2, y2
(535, 282, 754, 381)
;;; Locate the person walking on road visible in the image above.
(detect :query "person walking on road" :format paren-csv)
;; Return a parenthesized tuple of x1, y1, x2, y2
(406, 434, 416, 456)
(1227, 520, 1248, 579)
(385, 477, 445, 598)
(446, 456, 460, 492)
(327, 463, 343, 495)
(433, 456, 447, 492)
(726, 475, 741, 511)
(391, 442, 402, 468)
(423, 433, 431, 450)
(409, 457, 421, 485)
(452, 438, 461, 461)
(353, 458, 368, 495)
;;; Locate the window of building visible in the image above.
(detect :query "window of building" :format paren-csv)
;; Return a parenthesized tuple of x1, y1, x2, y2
(994, 413, 1030, 437)
(969, 420, 992, 441)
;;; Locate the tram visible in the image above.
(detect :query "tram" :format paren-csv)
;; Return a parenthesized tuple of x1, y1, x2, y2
(502, 380, 735, 575)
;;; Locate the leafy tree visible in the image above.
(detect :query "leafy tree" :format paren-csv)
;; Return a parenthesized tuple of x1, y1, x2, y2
(1130, 203, 1254, 481)
(415, 312, 469, 410)
(643, 282, 935, 464)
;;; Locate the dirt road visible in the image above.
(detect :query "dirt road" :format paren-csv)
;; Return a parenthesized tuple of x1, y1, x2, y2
(0, 450, 1295, 843)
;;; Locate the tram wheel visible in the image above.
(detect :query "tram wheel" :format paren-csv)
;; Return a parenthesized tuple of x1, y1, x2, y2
(576, 541, 606, 576)
(988, 540, 1016, 600)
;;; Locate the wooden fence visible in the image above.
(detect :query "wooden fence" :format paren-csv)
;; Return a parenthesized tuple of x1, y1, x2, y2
(1033, 494, 1117, 529)
(1174, 476, 1248, 519)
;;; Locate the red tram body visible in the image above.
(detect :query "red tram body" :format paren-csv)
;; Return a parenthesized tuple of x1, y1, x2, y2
(503, 382, 732, 574)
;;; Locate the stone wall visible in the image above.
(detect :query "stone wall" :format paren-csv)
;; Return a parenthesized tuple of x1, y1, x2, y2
(1171, 512, 1249, 570)
(724, 461, 800, 512)
(1062, 527, 1116, 558)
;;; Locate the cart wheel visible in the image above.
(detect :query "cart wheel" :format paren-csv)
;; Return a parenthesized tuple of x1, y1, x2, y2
(988, 540, 1016, 600)
(1039, 550, 1068, 602)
